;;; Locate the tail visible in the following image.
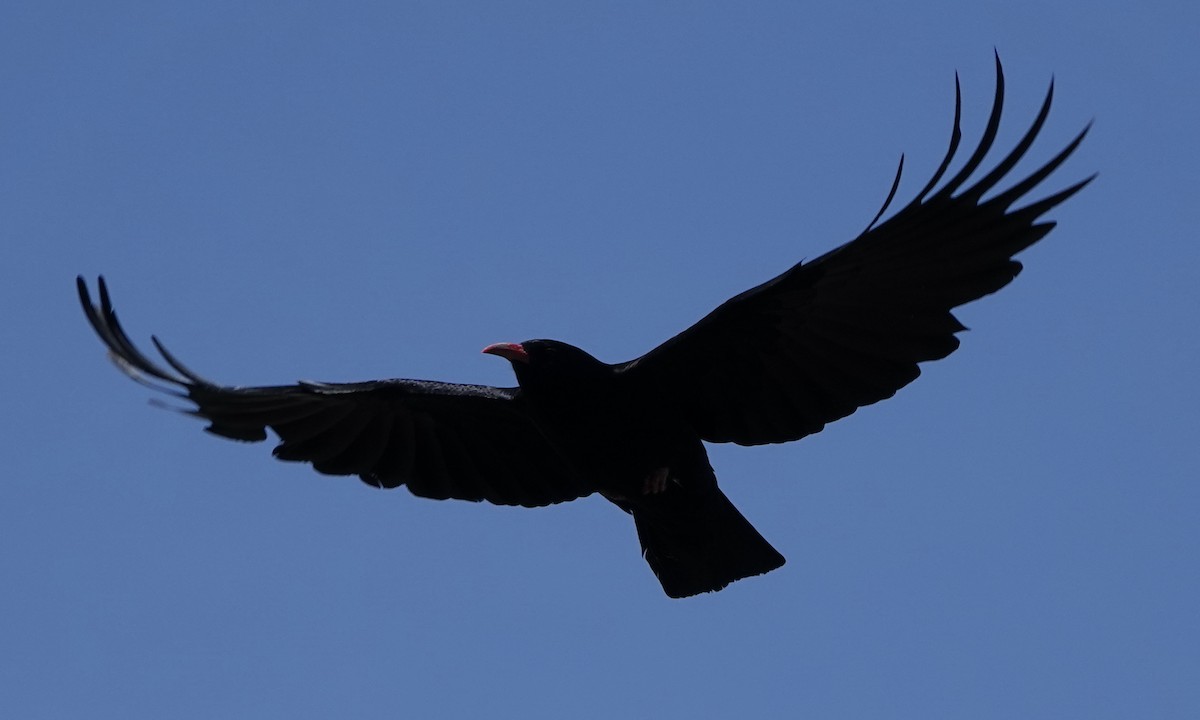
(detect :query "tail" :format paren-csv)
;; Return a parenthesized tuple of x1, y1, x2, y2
(629, 486, 785, 598)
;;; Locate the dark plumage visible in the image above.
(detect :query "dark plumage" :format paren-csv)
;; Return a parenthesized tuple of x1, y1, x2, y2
(79, 56, 1090, 598)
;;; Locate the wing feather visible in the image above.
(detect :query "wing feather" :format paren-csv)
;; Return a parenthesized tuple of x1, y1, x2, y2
(78, 277, 590, 507)
(619, 56, 1091, 446)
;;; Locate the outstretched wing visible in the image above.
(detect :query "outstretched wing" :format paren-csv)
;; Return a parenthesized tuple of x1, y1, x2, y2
(619, 54, 1092, 446)
(79, 277, 591, 507)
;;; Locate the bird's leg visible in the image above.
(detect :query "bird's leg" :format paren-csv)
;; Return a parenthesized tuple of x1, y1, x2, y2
(643, 466, 669, 495)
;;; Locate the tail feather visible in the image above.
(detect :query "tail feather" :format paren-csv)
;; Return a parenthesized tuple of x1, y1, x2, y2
(630, 487, 785, 598)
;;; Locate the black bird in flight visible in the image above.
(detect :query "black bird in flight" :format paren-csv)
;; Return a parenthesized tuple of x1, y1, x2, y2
(80, 57, 1090, 598)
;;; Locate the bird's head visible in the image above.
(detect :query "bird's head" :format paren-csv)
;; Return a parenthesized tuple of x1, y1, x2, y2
(482, 339, 609, 391)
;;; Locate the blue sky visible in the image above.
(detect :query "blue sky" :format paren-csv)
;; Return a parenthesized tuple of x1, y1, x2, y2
(3, 2, 1198, 718)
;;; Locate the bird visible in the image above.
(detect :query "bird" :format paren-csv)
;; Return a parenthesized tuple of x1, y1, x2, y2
(79, 55, 1091, 598)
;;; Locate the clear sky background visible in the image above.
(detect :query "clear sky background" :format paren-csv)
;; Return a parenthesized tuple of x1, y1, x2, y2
(3, 2, 1197, 718)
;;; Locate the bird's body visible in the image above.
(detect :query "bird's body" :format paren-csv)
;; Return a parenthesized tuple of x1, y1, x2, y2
(79, 56, 1090, 597)
(485, 341, 786, 596)
(496, 342, 684, 497)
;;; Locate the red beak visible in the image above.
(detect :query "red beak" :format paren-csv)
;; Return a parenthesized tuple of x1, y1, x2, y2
(482, 342, 530, 364)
